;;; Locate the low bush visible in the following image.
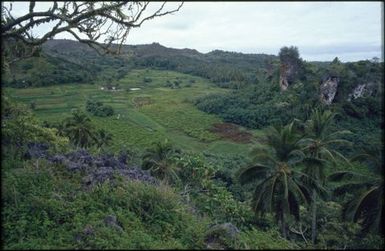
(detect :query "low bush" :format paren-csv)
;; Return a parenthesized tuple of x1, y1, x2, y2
(86, 99, 114, 117)
(2, 161, 209, 249)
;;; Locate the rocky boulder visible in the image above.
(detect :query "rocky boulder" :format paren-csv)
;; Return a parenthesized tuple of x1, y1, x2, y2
(48, 149, 158, 187)
(104, 215, 124, 232)
(205, 223, 240, 249)
(24, 142, 49, 159)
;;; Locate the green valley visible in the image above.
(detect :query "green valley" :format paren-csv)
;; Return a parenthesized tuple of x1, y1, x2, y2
(2, 2, 383, 250)
(5, 69, 256, 156)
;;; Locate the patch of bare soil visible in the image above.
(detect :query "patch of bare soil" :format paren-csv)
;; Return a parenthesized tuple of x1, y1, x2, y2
(209, 123, 253, 143)
(132, 97, 153, 108)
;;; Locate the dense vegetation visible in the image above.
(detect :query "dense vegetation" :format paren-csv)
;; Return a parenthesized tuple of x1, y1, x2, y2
(194, 49, 383, 156)
(86, 99, 114, 117)
(1, 40, 383, 249)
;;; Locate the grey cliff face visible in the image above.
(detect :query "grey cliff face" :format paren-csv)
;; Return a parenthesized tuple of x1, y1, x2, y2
(320, 76, 339, 105)
(348, 82, 376, 101)
(279, 64, 295, 91)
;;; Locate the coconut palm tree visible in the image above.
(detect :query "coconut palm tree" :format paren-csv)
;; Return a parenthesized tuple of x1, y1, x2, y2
(329, 171, 383, 236)
(300, 108, 352, 244)
(95, 128, 112, 151)
(350, 144, 383, 174)
(142, 139, 180, 185)
(63, 110, 96, 148)
(238, 122, 313, 239)
(329, 144, 383, 236)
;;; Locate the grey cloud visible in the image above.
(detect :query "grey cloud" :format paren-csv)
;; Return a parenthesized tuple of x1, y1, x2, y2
(5, 1, 383, 62)
(300, 44, 382, 56)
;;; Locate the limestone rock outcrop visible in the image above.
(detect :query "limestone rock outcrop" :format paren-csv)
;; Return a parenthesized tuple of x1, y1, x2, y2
(348, 82, 377, 101)
(279, 63, 295, 91)
(205, 223, 240, 249)
(320, 76, 339, 105)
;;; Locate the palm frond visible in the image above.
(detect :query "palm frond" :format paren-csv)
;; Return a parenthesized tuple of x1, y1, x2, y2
(252, 176, 274, 213)
(288, 191, 300, 220)
(323, 139, 352, 147)
(333, 182, 371, 197)
(266, 175, 279, 213)
(330, 149, 351, 165)
(343, 186, 378, 222)
(324, 130, 352, 141)
(288, 149, 305, 165)
(251, 152, 277, 165)
(298, 137, 316, 146)
(319, 147, 337, 164)
(237, 164, 271, 184)
(350, 152, 381, 172)
(328, 171, 356, 181)
(295, 170, 328, 198)
(302, 156, 325, 167)
(287, 177, 311, 205)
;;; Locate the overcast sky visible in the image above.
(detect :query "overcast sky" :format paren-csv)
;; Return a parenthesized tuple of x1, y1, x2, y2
(7, 1, 384, 62)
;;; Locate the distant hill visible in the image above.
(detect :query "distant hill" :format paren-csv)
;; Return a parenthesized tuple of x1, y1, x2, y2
(41, 39, 275, 64)
(3, 39, 382, 96)
(3, 39, 282, 88)
(38, 39, 278, 87)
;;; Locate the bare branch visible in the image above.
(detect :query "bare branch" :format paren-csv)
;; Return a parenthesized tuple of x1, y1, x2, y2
(289, 223, 308, 245)
(2, 1, 184, 60)
(134, 2, 183, 28)
(29, 1, 35, 24)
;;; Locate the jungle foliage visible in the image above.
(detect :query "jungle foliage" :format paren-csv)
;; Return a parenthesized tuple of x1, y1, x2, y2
(1, 41, 383, 249)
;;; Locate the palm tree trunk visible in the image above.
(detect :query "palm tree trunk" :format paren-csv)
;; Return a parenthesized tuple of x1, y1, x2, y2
(311, 188, 317, 245)
(281, 212, 287, 239)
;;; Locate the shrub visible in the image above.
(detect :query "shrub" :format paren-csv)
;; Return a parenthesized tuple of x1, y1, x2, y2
(143, 77, 152, 83)
(29, 101, 36, 110)
(2, 161, 209, 249)
(85, 99, 114, 117)
(235, 228, 297, 249)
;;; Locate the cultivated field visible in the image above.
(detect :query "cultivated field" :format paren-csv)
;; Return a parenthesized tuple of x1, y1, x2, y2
(5, 69, 261, 156)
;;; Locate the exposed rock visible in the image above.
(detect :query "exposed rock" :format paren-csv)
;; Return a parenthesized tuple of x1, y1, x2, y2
(104, 215, 124, 232)
(279, 64, 293, 91)
(49, 154, 66, 164)
(117, 150, 129, 165)
(75, 225, 95, 243)
(278, 46, 302, 91)
(352, 84, 366, 99)
(205, 223, 240, 249)
(48, 149, 158, 187)
(82, 166, 158, 187)
(24, 142, 49, 159)
(348, 82, 377, 101)
(320, 76, 339, 105)
(83, 225, 94, 236)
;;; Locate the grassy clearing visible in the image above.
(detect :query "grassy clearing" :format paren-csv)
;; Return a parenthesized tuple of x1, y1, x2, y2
(5, 69, 262, 156)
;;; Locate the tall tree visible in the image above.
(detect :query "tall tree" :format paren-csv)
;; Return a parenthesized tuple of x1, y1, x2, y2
(142, 139, 180, 185)
(300, 108, 352, 244)
(329, 144, 383, 236)
(62, 110, 96, 148)
(238, 122, 312, 238)
(1, 96, 69, 158)
(329, 172, 383, 236)
(95, 128, 112, 151)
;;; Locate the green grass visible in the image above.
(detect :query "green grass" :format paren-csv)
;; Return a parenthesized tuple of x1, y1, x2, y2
(5, 69, 261, 156)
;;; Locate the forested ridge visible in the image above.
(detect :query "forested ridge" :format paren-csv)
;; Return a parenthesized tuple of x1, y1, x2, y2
(2, 39, 384, 249)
